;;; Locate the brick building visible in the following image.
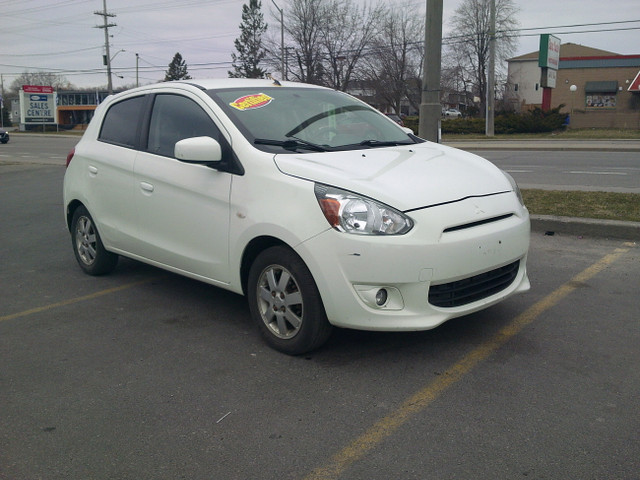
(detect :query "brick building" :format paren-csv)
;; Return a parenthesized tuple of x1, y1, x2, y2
(505, 43, 640, 129)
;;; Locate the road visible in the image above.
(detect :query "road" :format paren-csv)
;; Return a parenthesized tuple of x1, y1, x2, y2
(470, 149, 640, 193)
(1, 138, 639, 479)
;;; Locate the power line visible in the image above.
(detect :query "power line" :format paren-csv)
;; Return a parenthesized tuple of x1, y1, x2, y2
(2, 15, 638, 84)
(0, 46, 103, 58)
(510, 19, 640, 33)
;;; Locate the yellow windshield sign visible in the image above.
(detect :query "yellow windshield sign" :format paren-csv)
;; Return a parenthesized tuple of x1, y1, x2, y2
(230, 93, 273, 111)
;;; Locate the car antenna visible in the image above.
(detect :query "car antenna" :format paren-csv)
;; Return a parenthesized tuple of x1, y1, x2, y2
(266, 73, 282, 86)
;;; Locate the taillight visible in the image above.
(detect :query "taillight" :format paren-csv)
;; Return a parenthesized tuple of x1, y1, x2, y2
(66, 148, 75, 167)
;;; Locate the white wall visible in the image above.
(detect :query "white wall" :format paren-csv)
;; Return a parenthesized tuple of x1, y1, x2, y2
(506, 60, 543, 110)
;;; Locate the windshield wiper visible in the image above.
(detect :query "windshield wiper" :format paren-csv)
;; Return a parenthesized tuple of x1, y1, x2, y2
(254, 137, 330, 152)
(359, 139, 414, 148)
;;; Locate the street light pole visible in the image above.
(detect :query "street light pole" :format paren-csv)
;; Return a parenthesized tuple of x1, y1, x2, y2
(271, 0, 285, 80)
(1, 74, 4, 129)
(569, 84, 577, 127)
(108, 49, 125, 91)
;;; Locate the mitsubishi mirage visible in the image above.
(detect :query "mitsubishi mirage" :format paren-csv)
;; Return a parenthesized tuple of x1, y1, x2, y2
(63, 79, 530, 355)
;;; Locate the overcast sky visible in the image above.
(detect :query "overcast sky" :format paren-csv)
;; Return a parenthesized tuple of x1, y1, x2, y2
(1, 0, 639, 90)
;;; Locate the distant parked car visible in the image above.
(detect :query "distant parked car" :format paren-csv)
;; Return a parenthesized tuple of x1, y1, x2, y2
(384, 113, 404, 126)
(0, 129, 9, 144)
(444, 108, 463, 118)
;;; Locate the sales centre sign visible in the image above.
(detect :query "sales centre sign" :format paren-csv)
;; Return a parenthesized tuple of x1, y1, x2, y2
(20, 85, 57, 125)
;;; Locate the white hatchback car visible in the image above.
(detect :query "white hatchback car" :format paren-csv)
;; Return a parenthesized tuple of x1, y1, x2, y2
(63, 79, 530, 354)
(444, 108, 463, 118)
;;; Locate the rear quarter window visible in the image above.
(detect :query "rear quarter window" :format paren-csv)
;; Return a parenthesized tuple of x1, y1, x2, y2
(99, 96, 146, 147)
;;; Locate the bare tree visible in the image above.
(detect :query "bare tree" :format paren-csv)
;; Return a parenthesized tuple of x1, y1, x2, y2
(361, 4, 424, 114)
(446, 0, 519, 116)
(319, 0, 384, 91)
(8, 72, 74, 96)
(284, 0, 325, 84)
(273, 0, 384, 89)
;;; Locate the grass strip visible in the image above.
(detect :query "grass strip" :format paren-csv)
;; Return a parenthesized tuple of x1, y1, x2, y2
(522, 189, 640, 222)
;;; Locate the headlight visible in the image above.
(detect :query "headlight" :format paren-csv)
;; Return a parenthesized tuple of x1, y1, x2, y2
(502, 171, 525, 206)
(314, 184, 413, 235)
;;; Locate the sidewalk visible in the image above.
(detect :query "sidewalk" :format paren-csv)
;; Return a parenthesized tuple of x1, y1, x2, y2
(443, 138, 640, 152)
(8, 130, 640, 152)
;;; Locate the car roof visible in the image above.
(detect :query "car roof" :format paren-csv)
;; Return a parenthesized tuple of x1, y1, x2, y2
(106, 78, 333, 103)
(172, 78, 329, 91)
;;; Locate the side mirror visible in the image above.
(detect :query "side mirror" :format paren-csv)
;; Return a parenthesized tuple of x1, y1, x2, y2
(175, 136, 222, 164)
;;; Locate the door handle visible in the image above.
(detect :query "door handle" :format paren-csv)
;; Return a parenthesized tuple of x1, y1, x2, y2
(88, 165, 98, 175)
(140, 182, 154, 193)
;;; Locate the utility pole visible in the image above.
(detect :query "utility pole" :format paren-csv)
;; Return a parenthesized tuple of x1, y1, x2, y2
(136, 53, 139, 88)
(419, 0, 443, 142)
(94, 0, 117, 94)
(486, 0, 496, 136)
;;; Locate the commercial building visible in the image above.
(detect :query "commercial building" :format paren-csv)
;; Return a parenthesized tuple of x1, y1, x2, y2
(15, 88, 116, 130)
(56, 91, 111, 128)
(506, 43, 640, 129)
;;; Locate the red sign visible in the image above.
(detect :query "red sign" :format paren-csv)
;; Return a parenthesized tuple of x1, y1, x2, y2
(628, 71, 640, 92)
(23, 85, 54, 94)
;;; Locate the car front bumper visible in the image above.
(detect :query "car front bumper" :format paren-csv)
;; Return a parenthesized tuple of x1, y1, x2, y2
(298, 193, 531, 331)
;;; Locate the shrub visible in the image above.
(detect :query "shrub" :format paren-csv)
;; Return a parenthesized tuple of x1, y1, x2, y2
(440, 106, 568, 134)
(403, 116, 419, 135)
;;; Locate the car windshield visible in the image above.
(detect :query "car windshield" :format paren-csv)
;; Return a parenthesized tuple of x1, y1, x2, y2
(208, 87, 420, 153)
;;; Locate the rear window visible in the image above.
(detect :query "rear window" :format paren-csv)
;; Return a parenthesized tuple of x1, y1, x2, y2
(99, 96, 146, 147)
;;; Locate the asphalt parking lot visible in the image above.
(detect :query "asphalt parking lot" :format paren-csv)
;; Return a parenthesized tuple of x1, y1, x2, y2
(1, 160, 639, 479)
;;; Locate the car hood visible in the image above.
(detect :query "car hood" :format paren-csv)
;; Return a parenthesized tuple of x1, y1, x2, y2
(273, 142, 512, 211)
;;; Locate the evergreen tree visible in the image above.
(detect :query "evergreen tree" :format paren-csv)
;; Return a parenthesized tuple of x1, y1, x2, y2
(229, 0, 268, 79)
(164, 53, 192, 81)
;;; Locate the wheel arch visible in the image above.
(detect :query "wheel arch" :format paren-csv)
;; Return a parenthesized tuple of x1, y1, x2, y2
(240, 235, 291, 296)
(66, 199, 85, 231)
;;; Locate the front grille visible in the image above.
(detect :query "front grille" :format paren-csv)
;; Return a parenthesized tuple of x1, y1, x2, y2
(428, 260, 520, 308)
(443, 214, 514, 233)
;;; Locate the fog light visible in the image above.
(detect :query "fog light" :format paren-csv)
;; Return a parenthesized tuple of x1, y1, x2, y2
(375, 288, 388, 306)
(353, 285, 403, 310)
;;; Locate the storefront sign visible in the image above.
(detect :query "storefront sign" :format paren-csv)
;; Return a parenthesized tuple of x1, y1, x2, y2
(20, 85, 56, 124)
(540, 68, 557, 89)
(539, 35, 561, 70)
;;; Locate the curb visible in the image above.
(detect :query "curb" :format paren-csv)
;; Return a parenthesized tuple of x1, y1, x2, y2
(531, 215, 640, 241)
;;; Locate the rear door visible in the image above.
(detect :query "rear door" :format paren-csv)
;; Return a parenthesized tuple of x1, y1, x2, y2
(86, 94, 146, 250)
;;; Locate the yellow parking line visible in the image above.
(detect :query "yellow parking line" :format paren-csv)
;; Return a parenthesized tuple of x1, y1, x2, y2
(0, 277, 161, 323)
(304, 246, 631, 480)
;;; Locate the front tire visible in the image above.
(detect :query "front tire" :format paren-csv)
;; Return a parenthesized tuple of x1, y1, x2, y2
(248, 246, 332, 355)
(71, 205, 118, 275)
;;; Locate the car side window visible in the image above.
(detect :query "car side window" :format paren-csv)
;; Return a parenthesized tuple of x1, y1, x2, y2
(147, 94, 221, 158)
(99, 95, 146, 147)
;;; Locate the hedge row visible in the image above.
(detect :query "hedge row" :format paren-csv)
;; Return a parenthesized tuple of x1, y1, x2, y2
(403, 106, 569, 135)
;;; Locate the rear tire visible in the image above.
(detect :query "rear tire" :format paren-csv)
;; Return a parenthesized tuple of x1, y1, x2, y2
(71, 205, 118, 275)
(247, 246, 332, 355)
